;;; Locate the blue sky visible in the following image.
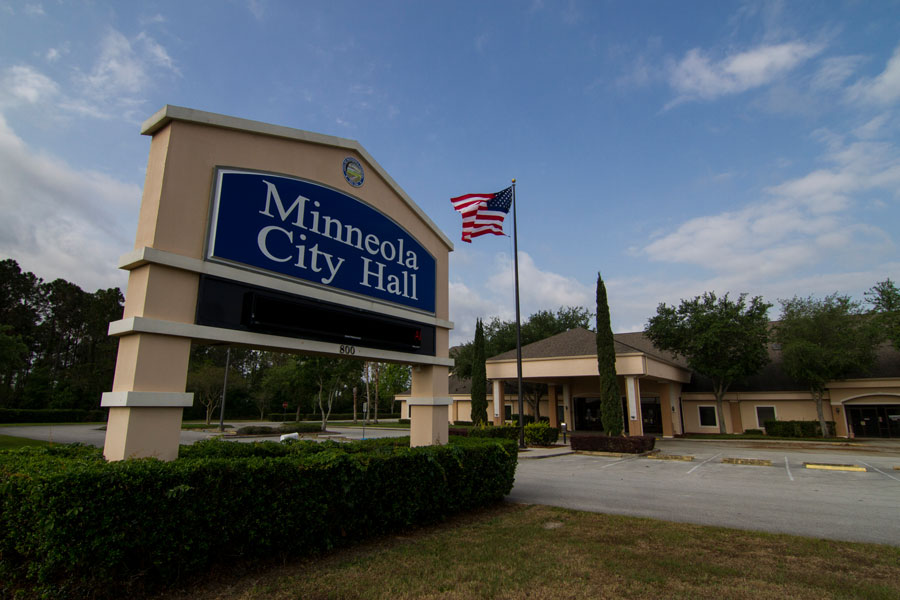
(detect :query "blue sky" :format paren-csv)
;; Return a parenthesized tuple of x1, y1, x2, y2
(1, 0, 898, 345)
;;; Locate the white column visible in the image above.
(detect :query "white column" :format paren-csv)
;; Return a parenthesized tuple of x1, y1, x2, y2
(669, 383, 683, 435)
(562, 383, 572, 431)
(625, 375, 644, 436)
(492, 379, 504, 425)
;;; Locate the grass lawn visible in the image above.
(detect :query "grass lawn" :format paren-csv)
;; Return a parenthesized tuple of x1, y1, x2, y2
(0, 434, 52, 449)
(159, 503, 900, 600)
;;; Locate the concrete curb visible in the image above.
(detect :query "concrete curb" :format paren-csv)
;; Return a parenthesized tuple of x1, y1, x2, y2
(722, 457, 772, 466)
(804, 462, 867, 472)
(647, 453, 694, 461)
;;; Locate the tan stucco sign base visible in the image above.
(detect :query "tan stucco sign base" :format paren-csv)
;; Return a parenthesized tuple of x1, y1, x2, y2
(102, 106, 453, 461)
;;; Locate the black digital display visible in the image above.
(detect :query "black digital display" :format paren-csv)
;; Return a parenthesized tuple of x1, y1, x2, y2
(195, 275, 435, 356)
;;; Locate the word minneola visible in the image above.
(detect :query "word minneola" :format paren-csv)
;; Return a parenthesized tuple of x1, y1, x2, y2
(256, 180, 420, 299)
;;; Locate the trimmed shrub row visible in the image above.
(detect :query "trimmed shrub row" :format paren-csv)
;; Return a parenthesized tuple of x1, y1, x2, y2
(570, 434, 656, 453)
(524, 422, 559, 446)
(0, 408, 107, 423)
(0, 437, 516, 599)
(234, 422, 324, 435)
(267, 412, 402, 422)
(764, 420, 836, 437)
(449, 425, 521, 441)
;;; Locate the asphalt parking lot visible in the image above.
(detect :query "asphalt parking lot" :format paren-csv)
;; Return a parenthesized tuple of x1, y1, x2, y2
(3, 424, 898, 546)
(512, 438, 900, 547)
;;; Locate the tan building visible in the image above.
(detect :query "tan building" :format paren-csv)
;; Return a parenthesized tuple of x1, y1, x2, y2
(407, 327, 900, 438)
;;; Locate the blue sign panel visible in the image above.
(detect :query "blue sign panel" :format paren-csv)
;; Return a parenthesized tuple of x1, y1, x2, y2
(208, 169, 436, 313)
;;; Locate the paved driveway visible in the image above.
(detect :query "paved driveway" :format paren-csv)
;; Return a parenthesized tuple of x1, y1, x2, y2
(511, 439, 900, 547)
(0, 422, 411, 447)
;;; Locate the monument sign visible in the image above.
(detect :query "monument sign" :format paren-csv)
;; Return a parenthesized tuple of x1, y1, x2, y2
(101, 106, 453, 461)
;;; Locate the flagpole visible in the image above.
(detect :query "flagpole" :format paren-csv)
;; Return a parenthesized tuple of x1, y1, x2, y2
(511, 179, 525, 449)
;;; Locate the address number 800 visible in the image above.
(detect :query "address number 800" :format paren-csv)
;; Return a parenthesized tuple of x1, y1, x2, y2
(339, 345, 357, 355)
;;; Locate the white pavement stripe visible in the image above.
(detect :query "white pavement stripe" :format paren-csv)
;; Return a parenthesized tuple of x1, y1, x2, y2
(860, 461, 900, 482)
(687, 452, 722, 474)
(599, 456, 642, 469)
(785, 456, 794, 481)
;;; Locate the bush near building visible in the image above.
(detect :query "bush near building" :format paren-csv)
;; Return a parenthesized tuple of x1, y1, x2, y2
(524, 422, 559, 446)
(571, 434, 656, 453)
(764, 420, 837, 438)
(0, 437, 517, 599)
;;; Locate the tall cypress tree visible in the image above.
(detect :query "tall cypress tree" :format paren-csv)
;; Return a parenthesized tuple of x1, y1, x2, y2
(470, 318, 488, 425)
(596, 273, 623, 435)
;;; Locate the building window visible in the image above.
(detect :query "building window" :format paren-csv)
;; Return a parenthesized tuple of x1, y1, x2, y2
(756, 406, 776, 428)
(504, 405, 512, 421)
(699, 406, 717, 427)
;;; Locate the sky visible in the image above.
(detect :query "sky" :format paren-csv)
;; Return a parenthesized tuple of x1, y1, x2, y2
(1, 0, 899, 346)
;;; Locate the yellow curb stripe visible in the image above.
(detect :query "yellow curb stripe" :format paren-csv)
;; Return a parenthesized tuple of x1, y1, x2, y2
(647, 454, 694, 461)
(804, 463, 866, 472)
(722, 458, 772, 466)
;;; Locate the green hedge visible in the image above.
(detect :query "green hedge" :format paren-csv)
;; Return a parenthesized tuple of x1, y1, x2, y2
(524, 422, 559, 446)
(764, 420, 836, 437)
(0, 437, 516, 598)
(0, 408, 108, 423)
(267, 412, 402, 422)
(570, 434, 656, 453)
(234, 422, 323, 435)
(449, 425, 520, 441)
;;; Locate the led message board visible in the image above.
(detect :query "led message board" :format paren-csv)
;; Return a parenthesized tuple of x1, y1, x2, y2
(208, 169, 437, 313)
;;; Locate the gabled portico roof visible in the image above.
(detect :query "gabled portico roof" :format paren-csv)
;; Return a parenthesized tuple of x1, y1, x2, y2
(485, 327, 691, 384)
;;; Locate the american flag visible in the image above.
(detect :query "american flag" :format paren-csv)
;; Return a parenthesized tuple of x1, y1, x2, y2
(450, 186, 513, 243)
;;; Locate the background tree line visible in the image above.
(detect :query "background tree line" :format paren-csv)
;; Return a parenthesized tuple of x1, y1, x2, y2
(645, 279, 899, 437)
(0, 259, 123, 410)
(0, 258, 411, 420)
(453, 306, 594, 423)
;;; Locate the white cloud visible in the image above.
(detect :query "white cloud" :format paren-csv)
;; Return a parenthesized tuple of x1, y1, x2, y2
(448, 251, 593, 345)
(0, 65, 58, 105)
(811, 55, 865, 90)
(79, 30, 178, 100)
(848, 43, 900, 104)
(2, 28, 178, 123)
(487, 252, 593, 311)
(0, 114, 138, 291)
(639, 133, 899, 288)
(247, 0, 265, 20)
(667, 41, 823, 104)
(23, 3, 44, 16)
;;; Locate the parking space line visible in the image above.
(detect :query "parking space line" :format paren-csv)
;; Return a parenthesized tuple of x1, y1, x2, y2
(860, 461, 900, 482)
(784, 456, 794, 481)
(599, 455, 642, 469)
(687, 452, 722, 474)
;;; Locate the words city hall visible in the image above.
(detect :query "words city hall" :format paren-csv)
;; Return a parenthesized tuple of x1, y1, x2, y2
(255, 180, 421, 300)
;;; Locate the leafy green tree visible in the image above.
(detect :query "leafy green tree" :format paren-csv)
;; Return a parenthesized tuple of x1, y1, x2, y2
(776, 294, 881, 437)
(259, 361, 306, 419)
(187, 360, 247, 424)
(470, 318, 488, 425)
(303, 356, 363, 430)
(451, 306, 593, 379)
(379, 362, 411, 413)
(866, 278, 900, 350)
(645, 292, 771, 434)
(596, 273, 623, 436)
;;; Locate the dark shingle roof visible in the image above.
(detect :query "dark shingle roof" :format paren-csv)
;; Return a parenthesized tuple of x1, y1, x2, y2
(487, 327, 685, 367)
(485, 327, 900, 393)
(686, 341, 900, 393)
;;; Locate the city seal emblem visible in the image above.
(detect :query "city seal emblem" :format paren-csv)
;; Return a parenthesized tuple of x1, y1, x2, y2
(342, 157, 364, 187)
